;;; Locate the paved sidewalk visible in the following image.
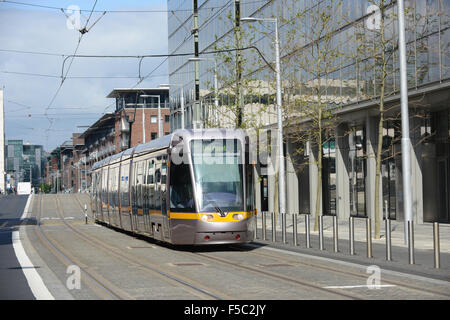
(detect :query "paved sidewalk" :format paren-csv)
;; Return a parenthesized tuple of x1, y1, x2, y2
(256, 213, 450, 252)
(254, 213, 450, 277)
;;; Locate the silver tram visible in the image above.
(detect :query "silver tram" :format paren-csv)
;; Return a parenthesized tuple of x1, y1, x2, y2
(90, 129, 256, 245)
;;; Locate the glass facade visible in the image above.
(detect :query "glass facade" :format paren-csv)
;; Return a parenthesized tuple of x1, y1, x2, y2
(167, 0, 450, 223)
(168, 0, 449, 130)
(5, 140, 45, 189)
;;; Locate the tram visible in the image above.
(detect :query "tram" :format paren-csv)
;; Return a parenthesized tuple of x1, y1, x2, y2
(90, 129, 256, 245)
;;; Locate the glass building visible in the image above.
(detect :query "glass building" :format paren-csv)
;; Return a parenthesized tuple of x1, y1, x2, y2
(5, 140, 45, 190)
(167, 0, 450, 224)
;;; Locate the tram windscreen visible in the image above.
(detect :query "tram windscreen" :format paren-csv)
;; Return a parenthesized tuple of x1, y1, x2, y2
(191, 139, 244, 212)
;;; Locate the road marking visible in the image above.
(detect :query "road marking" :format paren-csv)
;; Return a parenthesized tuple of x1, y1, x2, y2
(324, 284, 396, 289)
(13, 195, 54, 300)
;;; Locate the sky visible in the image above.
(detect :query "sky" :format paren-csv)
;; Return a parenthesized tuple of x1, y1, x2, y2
(0, 0, 169, 152)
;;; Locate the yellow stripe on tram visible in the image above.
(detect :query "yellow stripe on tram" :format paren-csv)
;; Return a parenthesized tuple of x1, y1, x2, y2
(169, 211, 254, 222)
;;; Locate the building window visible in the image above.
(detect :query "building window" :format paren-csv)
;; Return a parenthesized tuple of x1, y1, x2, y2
(165, 115, 170, 123)
(151, 132, 157, 140)
(150, 116, 157, 123)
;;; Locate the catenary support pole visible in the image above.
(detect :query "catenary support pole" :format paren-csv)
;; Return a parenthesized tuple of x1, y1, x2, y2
(397, 0, 414, 265)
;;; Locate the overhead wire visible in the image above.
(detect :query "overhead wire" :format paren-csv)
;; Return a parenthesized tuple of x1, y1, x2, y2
(1, 0, 273, 148)
(1, 0, 271, 13)
(43, 0, 101, 144)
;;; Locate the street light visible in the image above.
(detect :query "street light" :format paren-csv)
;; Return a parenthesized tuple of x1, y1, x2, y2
(397, 0, 414, 263)
(141, 94, 162, 138)
(241, 16, 286, 219)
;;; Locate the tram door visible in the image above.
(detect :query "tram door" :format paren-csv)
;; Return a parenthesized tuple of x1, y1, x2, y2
(95, 171, 103, 221)
(102, 167, 110, 224)
(161, 157, 170, 239)
(153, 159, 163, 239)
(147, 159, 155, 235)
(134, 161, 146, 232)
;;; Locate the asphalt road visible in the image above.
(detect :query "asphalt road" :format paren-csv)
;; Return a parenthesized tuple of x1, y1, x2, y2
(0, 194, 35, 300)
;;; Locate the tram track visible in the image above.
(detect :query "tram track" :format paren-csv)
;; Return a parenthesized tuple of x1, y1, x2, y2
(69, 194, 449, 300)
(72, 195, 365, 299)
(33, 193, 127, 300)
(237, 244, 450, 299)
(53, 194, 231, 300)
(70, 195, 362, 299)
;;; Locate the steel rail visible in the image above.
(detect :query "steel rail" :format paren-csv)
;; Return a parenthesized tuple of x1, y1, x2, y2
(55, 194, 228, 300)
(238, 244, 450, 299)
(34, 194, 125, 300)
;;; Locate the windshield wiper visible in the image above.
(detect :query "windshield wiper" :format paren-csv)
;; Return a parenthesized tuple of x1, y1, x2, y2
(214, 206, 227, 217)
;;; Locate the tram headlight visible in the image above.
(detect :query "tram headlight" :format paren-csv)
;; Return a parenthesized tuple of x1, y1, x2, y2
(233, 214, 244, 221)
(201, 214, 214, 222)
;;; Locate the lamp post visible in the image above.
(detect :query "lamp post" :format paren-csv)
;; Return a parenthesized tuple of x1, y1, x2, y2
(140, 94, 162, 138)
(241, 16, 286, 219)
(397, 0, 414, 263)
(188, 57, 219, 127)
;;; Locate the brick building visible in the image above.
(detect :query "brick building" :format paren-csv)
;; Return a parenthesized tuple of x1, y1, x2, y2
(78, 87, 170, 191)
(107, 87, 170, 151)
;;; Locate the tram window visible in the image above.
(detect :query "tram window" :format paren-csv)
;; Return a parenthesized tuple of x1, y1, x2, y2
(131, 162, 137, 208)
(155, 168, 161, 210)
(147, 162, 154, 184)
(136, 162, 144, 209)
(190, 139, 244, 212)
(148, 161, 155, 210)
(121, 164, 129, 207)
(170, 163, 195, 212)
(161, 163, 167, 184)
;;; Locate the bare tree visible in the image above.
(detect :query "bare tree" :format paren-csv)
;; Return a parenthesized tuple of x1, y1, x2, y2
(281, 0, 346, 231)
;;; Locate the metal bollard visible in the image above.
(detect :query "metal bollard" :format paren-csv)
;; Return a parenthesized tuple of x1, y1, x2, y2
(305, 214, 311, 248)
(386, 218, 392, 261)
(319, 215, 324, 250)
(408, 220, 415, 265)
(272, 212, 276, 242)
(282, 213, 287, 244)
(366, 217, 372, 258)
(349, 216, 355, 255)
(254, 211, 258, 240)
(333, 215, 339, 253)
(84, 204, 88, 224)
(293, 214, 298, 246)
(385, 200, 392, 261)
(262, 212, 267, 241)
(433, 222, 440, 269)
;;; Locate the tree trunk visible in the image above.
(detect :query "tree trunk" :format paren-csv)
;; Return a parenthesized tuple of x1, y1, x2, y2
(314, 97, 323, 232)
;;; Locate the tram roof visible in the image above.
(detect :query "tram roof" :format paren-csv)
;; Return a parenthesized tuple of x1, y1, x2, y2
(91, 129, 247, 170)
